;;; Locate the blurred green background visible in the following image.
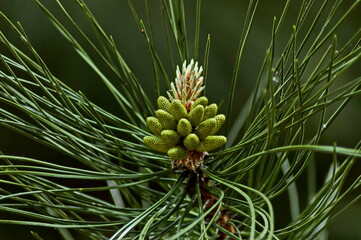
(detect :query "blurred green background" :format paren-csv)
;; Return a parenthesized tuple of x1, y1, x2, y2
(0, 0, 360, 239)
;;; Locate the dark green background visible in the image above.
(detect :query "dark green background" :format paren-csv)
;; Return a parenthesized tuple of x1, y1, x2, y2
(0, 0, 360, 239)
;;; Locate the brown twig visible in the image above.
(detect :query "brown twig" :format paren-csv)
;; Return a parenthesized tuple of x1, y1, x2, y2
(186, 170, 237, 239)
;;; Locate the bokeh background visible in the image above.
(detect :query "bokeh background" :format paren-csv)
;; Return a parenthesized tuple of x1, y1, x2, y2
(0, 0, 360, 239)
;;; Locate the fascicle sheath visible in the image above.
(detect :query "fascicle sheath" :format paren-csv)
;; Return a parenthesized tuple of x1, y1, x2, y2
(146, 117, 162, 136)
(191, 96, 208, 110)
(195, 118, 216, 139)
(169, 100, 188, 121)
(155, 110, 177, 130)
(183, 133, 200, 150)
(167, 146, 188, 160)
(211, 114, 226, 134)
(177, 118, 192, 137)
(196, 136, 227, 152)
(157, 96, 171, 112)
(203, 103, 218, 120)
(161, 130, 180, 147)
(188, 105, 204, 126)
(144, 136, 170, 153)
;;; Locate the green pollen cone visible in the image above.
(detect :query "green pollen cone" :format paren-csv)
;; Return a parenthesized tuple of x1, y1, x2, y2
(188, 105, 204, 126)
(161, 130, 180, 147)
(157, 96, 171, 112)
(146, 117, 162, 136)
(177, 118, 192, 137)
(195, 118, 217, 139)
(169, 100, 188, 121)
(183, 133, 200, 150)
(196, 136, 227, 152)
(155, 110, 177, 130)
(211, 114, 226, 134)
(167, 146, 188, 160)
(191, 96, 208, 110)
(144, 136, 170, 153)
(146, 94, 226, 158)
(203, 103, 218, 120)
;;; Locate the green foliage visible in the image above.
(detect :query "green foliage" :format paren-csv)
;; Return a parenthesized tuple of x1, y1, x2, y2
(0, 0, 360, 239)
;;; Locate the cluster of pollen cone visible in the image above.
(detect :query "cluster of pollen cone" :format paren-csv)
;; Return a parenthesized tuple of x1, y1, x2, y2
(143, 60, 227, 171)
